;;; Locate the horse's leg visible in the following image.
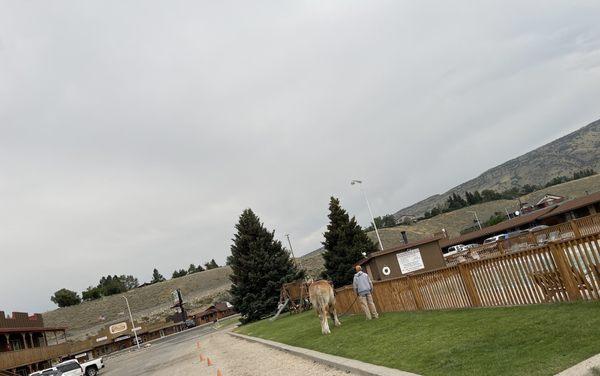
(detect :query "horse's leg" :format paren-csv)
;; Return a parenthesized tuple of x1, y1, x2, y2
(321, 307, 331, 334)
(331, 303, 341, 327)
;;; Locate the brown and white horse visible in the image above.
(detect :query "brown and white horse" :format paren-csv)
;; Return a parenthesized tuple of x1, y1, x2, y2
(308, 280, 341, 335)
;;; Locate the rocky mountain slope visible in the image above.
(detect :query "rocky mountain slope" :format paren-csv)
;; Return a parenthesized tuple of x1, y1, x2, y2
(395, 118, 600, 218)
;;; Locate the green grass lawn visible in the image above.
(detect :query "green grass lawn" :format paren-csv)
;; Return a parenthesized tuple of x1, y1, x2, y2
(236, 301, 600, 376)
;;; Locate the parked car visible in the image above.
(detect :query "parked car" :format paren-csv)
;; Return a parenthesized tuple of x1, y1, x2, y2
(447, 245, 466, 253)
(50, 358, 104, 376)
(483, 234, 508, 244)
(507, 230, 528, 238)
(30, 370, 63, 376)
(185, 319, 197, 328)
(30, 360, 83, 376)
(463, 243, 480, 250)
(529, 225, 549, 232)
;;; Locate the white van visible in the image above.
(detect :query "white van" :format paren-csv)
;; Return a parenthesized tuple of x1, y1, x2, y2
(483, 234, 508, 244)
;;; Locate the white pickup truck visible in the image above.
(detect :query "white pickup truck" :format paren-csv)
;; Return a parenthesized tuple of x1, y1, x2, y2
(30, 357, 104, 376)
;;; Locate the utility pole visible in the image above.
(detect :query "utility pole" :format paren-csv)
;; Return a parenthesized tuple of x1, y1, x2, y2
(467, 210, 482, 230)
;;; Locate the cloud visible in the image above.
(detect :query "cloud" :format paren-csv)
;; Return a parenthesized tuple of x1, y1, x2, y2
(1, 0, 599, 312)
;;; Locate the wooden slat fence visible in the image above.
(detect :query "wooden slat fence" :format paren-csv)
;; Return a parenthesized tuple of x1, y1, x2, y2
(336, 232, 600, 314)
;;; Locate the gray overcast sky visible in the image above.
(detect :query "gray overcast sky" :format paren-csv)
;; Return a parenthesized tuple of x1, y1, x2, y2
(1, 1, 600, 312)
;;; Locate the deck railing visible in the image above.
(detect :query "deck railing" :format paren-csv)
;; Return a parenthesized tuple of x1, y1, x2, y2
(445, 214, 600, 266)
(0, 342, 71, 370)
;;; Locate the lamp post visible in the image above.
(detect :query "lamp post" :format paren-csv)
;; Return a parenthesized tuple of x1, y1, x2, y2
(285, 233, 301, 269)
(122, 295, 141, 349)
(467, 210, 482, 230)
(351, 180, 384, 251)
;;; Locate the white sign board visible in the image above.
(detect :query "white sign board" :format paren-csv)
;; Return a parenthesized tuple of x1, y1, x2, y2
(396, 248, 425, 274)
(109, 322, 128, 335)
(96, 336, 108, 343)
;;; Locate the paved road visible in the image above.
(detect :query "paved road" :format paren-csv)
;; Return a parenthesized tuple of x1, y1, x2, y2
(102, 324, 357, 376)
(102, 325, 216, 376)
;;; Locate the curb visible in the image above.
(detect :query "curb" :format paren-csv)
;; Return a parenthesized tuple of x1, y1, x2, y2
(228, 332, 420, 376)
(555, 353, 600, 376)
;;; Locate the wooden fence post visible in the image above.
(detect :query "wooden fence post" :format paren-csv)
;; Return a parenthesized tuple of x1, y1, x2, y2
(570, 221, 582, 237)
(498, 241, 505, 254)
(458, 264, 481, 307)
(407, 276, 424, 311)
(549, 243, 581, 301)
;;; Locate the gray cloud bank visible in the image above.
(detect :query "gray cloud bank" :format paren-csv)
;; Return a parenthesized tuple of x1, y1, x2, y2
(1, 1, 599, 312)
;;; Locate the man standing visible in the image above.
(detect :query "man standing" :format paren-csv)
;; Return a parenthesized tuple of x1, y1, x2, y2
(353, 265, 379, 320)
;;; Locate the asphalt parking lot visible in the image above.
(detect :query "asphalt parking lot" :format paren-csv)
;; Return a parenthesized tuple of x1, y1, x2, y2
(102, 325, 216, 376)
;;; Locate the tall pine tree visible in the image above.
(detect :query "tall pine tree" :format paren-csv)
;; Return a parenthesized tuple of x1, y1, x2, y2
(322, 197, 376, 287)
(228, 209, 304, 323)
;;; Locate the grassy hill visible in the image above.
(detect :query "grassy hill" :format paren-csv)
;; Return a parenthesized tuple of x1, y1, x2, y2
(43, 267, 232, 340)
(395, 118, 600, 218)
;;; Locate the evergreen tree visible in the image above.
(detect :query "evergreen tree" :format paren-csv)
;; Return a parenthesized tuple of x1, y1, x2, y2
(227, 209, 304, 323)
(188, 264, 198, 274)
(82, 286, 102, 301)
(204, 259, 220, 270)
(172, 269, 188, 278)
(50, 288, 81, 307)
(151, 268, 165, 284)
(321, 197, 376, 288)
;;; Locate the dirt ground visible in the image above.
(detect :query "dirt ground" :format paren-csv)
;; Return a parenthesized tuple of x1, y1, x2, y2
(103, 324, 355, 376)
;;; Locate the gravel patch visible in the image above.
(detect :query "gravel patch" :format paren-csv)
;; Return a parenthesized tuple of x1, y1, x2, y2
(198, 332, 356, 376)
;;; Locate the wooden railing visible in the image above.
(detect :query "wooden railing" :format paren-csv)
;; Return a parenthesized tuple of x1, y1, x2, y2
(0, 342, 71, 370)
(336, 233, 600, 314)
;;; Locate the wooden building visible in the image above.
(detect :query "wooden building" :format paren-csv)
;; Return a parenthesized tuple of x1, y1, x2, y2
(441, 191, 600, 252)
(0, 311, 68, 375)
(357, 236, 446, 281)
(191, 302, 236, 325)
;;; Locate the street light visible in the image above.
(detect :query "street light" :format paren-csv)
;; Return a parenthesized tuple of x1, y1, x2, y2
(122, 295, 141, 349)
(285, 234, 302, 269)
(467, 210, 482, 230)
(351, 180, 384, 251)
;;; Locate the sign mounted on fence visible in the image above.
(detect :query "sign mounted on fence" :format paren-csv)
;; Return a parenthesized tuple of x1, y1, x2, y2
(109, 322, 128, 335)
(396, 248, 425, 274)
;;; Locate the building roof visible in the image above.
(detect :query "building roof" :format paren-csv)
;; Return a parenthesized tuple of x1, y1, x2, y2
(439, 205, 557, 248)
(539, 191, 600, 219)
(357, 236, 444, 265)
(0, 326, 67, 334)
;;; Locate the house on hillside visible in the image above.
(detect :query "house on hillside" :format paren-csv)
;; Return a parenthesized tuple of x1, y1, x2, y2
(536, 194, 565, 208)
(190, 302, 236, 325)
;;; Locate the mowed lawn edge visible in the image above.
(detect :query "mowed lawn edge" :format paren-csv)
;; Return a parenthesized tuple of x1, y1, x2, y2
(235, 301, 600, 376)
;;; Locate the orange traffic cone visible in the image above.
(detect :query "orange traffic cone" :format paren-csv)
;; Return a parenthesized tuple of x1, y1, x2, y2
(207, 357, 213, 366)
(217, 369, 223, 376)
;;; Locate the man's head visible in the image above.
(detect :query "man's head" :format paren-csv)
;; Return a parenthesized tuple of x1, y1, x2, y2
(355, 265, 362, 273)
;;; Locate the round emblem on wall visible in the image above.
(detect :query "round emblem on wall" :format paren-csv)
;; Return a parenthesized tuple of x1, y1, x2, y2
(382, 266, 391, 276)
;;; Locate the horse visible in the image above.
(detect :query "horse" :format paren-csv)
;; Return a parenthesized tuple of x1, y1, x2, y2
(307, 279, 341, 335)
